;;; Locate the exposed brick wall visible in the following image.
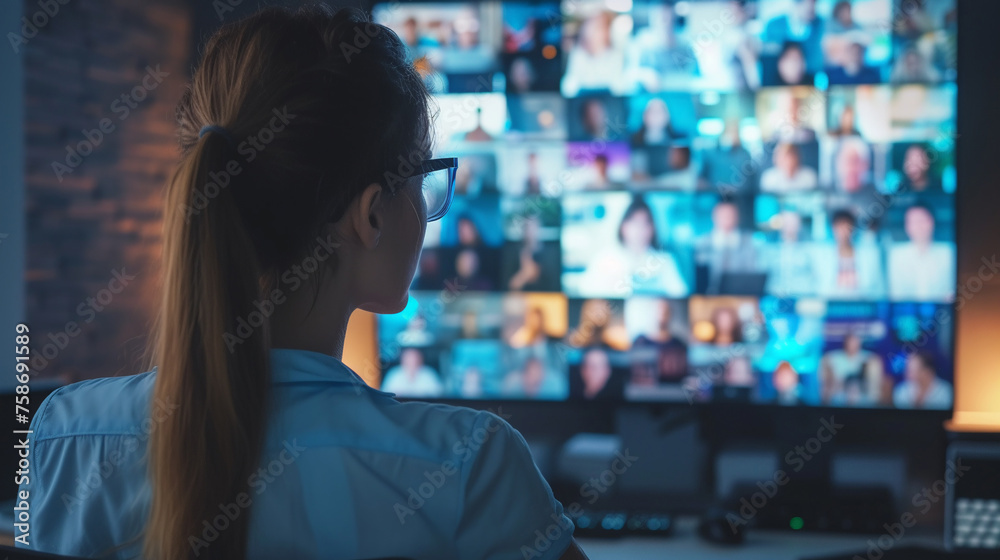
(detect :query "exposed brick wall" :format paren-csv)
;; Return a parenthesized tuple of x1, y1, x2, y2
(24, 0, 191, 383)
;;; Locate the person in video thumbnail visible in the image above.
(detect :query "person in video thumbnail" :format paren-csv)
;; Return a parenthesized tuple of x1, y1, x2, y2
(763, 0, 825, 74)
(524, 151, 543, 195)
(726, 356, 754, 385)
(898, 144, 940, 192)
(507, 214, 556, 291)
(713, 0, 761, 90)
(508, 56, 537, 93)
(699, 120, 753, 192)
(893, 352, 952, 409)
(891, 46, 941, 83)
(576, 347, 618, 399)
(509, 307, 554, 349)
(629, 298, 688, 383)
(825, 36, 881, 85)
(831, 374, 872, 407)
(710, 306, 743, 346)
(567, 299, 630, 351)
(814, 209, 885, 299)
(828, 1, 860, 35)
(765, 211, 817, 297)
(579, 196, 688, 297)
(454, 248, 494, 291)
(631, 97, 686, 147)
(823, 0, 860, 66)
(893, 0, 936, 40)
(562, 11, 627, 96)
(888, 204, 955, 301)
(460, 366, 484, 398)
(396, 313, 434, 347)
(761, 142, 819, 193)
(636, 341, 688, 386)
(460, 309, 485, 339)
(713, 355, 757, 401)
(769, 92, 817, 145)
(502, 14, 539, 52)
(522, 356, 546, 398)
(456, 214, 483, 247)
(453, 156, 493, 196)
(439, 8, 495, 75)
(820, 332, 883, 405)
(772, 361, 802, 405)
(463, 107, 493, 142)
(579, 98, 610, 140)
(585, 153, 614, 190)
(775, 42, 814, 86)
(641, 145, 695, 188)
(830, 103, 861, 137)
(519, 356, 566, 399)
(694, 199, 759, 294)
(834, 136, 874, 194)
(382, 348, 444, 398)
(399, 16, 439, 57)
(636, 298, 687, 353)
(627, 2, 700, 92)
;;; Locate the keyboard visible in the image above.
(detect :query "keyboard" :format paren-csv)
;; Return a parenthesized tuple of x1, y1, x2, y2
(802, 545, 988, 560)
(953, 498, 1000, 550)
(571, 510, 674, 538)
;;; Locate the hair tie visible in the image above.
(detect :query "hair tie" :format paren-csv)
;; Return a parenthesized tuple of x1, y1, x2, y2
(199, 124, 236, 148)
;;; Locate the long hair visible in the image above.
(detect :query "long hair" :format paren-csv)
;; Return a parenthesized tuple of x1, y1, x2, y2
(617, 195, 660, 251)
(145, 6, 430, 560)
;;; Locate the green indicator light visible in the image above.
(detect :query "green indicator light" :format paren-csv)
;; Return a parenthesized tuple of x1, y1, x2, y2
(790, 517, 805, 530)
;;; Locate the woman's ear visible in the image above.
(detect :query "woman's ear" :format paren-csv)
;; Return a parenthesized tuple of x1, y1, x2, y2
(336, 183, 383, 249)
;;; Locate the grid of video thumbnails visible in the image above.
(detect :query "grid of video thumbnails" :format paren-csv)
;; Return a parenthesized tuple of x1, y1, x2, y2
(374, 0, 957, 409)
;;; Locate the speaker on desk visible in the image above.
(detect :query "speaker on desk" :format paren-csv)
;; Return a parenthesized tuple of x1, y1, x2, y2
(944, 440, 1000, 553)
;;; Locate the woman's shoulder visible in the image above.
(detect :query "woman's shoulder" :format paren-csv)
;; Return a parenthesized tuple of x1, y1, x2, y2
(20, 371, 159, 558)
(32, 369, 160, 444)
(362, 400, 526, 472)
(385, 400, 511, 439)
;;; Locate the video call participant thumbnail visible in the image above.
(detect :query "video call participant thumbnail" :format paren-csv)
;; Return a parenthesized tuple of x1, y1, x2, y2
(813, 208, 885, 299)
(694, 199, 760, 295)
(887, 203, 955, 301)
(893, 351, 953, 410)
(820, 332, 884, 406)
(570, 346, 626, 400)
(382, 348, 445, 398)
(577, 196, 690, 298)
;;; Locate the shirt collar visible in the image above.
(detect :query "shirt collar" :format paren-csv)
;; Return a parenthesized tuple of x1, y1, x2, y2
(269, 348, 396, 397)
(712, 230, 739, 247)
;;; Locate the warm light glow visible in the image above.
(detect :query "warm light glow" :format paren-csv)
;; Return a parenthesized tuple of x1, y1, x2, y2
(692, 320, 716, 342)
(412, 56, 433, 78)
(343, 310, 379, 387)
(951, 294, 1000, 431)
(542, 45, 557, 60)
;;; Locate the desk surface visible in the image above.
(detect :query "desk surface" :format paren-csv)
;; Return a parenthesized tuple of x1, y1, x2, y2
(0, 511, 940, 559)
(578, 517, 942, 560)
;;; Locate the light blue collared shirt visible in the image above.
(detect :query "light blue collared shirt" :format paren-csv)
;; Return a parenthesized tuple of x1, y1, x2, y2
(18, 348, 574, 559)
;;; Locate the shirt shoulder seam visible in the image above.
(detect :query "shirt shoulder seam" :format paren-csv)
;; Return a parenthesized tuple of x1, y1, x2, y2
(34, 384, 67, 440)
(34, 430, 145, 445)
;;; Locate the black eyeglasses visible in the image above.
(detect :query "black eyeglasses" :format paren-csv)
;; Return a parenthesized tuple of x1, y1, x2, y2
(400, 157, 458, 222)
